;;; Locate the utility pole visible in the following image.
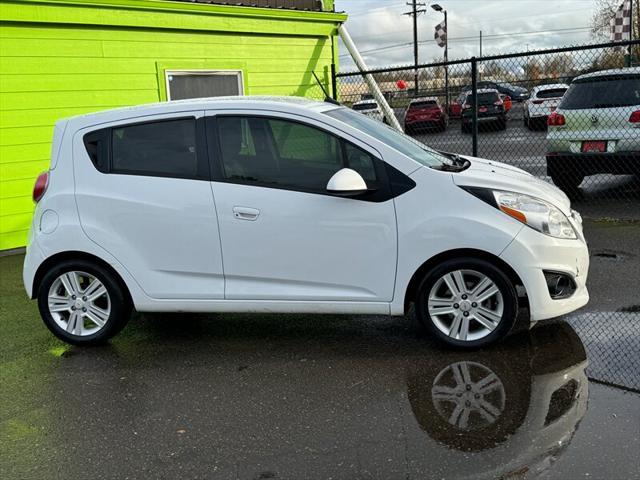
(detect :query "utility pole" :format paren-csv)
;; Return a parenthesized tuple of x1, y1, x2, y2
(403, 1, 426, 95)
(479, 30, 482, 80)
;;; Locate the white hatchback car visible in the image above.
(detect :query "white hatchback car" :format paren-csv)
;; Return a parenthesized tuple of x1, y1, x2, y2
(524, 83, 569, 130)
(24, 97, 589, 348)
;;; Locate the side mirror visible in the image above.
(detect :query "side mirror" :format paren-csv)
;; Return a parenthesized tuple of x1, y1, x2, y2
(327, 168, 368, 195)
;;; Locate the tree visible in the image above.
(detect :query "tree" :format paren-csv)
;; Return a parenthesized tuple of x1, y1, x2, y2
(591, 0, 639, 40)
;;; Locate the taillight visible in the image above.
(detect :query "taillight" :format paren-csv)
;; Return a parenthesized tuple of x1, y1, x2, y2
(532, 100, 544, 104)
(33, 171, 49, 203)
(548, 112, 566, 127)
(629, 111, 640, 123)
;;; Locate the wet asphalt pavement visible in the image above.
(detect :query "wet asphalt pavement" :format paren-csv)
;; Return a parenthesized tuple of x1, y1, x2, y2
(2, 222, 640, 480)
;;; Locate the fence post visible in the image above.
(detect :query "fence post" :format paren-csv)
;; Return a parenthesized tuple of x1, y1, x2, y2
(331, 61, 338, 100)
(471, 56, 478, 157)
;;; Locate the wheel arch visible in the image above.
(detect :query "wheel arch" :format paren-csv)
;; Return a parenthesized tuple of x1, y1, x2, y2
(32, 250, 133, 306)
(403, 248, 527, 313)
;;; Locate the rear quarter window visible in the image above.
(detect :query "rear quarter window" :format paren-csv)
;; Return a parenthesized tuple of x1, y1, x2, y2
(560, 75, 640, 109)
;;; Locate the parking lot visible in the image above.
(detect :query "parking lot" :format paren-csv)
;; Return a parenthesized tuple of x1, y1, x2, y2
(2, 219, 639, 480)
(392, 103, 640, 220)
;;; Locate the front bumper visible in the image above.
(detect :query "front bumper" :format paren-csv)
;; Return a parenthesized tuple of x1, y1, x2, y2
(500, 226, 589, 322)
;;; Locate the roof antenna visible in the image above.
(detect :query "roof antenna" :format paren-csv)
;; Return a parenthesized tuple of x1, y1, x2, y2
(312, 71, 340, 105)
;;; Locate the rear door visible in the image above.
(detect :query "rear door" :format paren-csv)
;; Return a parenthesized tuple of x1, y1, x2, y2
(74, 111, 225, 299)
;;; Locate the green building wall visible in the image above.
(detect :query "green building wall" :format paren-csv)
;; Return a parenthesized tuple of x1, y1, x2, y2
(0, 0, 346, 250)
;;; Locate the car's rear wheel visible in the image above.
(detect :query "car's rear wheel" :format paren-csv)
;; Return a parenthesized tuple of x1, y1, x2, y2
(38, 260, 131, 346)
(415, 258, 518, 348)
(548, 158, 584, 197)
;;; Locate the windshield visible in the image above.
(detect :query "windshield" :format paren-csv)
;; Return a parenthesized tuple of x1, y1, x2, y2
(560, 75, 640, 109)
(409, 100, 438, 109)
(465, 92, 500, 105)
(352, 102, 377, 111)
(323, 107, 453, 168)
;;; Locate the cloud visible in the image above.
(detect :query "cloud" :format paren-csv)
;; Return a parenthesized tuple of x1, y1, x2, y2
(335, 0, 599, 70)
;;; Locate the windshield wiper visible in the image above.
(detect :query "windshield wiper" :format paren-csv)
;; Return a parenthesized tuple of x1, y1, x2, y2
(430, 152, 470, 172)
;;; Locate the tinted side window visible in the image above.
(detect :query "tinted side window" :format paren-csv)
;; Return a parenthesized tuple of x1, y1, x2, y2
(111, 118, 201, 178)
(217, 116, 378, 192)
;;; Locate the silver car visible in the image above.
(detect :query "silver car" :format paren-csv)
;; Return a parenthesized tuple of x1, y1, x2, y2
(546, 67, 640, 195)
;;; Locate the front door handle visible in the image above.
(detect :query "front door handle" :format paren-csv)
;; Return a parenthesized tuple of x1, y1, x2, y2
(233, 206, 260, 221)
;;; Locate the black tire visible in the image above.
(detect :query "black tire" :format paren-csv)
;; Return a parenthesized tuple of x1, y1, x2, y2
(461, 123, 470, 134)
(497, 117, 507, 131)
(37, 259, 132, 346)
(547, 158, 584, 198)
(524, 114, 532, 130)
(415, 258, 518, 349)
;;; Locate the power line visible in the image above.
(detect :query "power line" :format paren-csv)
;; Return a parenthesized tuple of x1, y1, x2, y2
(339, 26, 592, 58)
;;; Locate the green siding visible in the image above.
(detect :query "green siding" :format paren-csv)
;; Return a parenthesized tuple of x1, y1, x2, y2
(0, 0, 344, 250)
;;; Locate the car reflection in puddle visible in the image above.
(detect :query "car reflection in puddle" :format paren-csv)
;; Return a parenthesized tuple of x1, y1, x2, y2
(406, 322, 588, 479)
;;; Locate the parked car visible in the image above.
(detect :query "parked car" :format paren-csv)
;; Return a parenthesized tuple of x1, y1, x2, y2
(524, 83, 569, 130)
(352, 99, 384, 122)
(463, 81, 529, 102)
(461, 88, 507, 133)
(404, 97, 448, 134)
(448, 92, 466, 118)
(24, 96, 589, 349)
(546, 67, 640, 195)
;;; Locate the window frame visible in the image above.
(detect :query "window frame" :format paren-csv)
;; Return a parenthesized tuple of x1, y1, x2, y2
(206, 113, 396, 202)
(165, 70, 244, 100)
(82, 116, 210, 182)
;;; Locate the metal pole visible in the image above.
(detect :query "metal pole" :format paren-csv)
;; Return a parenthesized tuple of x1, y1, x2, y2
(479, 30, 482, 80)
(413, 0, 419, 94)
(444, 10, 449, 115)
(471, 57, 478, 157)
(627, 0, 634, 66)
(338, 25, 403, 132)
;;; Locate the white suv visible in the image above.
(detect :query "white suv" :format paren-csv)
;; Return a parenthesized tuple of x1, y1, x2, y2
(24, 96, 589, 348)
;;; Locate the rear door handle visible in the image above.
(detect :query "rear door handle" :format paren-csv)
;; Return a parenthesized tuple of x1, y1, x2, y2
(233, 206, 260, 221)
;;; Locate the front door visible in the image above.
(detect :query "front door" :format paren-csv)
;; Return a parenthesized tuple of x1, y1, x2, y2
(207, 113, 397, 302)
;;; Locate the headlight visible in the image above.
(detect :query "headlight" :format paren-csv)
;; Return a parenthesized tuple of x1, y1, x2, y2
(493, 191, 577, 239)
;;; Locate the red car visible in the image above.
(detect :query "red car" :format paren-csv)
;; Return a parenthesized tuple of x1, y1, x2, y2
(449, 93, 466, 118)
(404, 97, 448, 134)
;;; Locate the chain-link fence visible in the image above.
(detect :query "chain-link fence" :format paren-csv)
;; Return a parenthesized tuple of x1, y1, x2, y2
(333, 40, 640, 393)
(336, 40, 640, 215)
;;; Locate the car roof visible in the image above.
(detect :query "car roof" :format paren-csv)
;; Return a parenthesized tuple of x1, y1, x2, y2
(573, 66, 640, 81)
(410, 97, 438, 103)
(63, 96, 338, 128)
(532, 83, 570, 92)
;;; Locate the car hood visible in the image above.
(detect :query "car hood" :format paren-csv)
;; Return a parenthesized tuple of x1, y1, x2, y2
(451, 156, 572, 214)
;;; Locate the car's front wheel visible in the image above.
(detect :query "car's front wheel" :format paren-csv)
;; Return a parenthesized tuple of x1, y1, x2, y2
(37, 260, 131, 345)
(415, 258, 518, 348)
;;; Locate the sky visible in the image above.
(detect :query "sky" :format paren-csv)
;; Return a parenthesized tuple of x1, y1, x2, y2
(334, 0, 603, 70)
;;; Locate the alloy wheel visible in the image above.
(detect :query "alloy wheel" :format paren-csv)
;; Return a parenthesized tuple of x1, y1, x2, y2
(427, 269, 504, 342)
(47, 271, 111, 336)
